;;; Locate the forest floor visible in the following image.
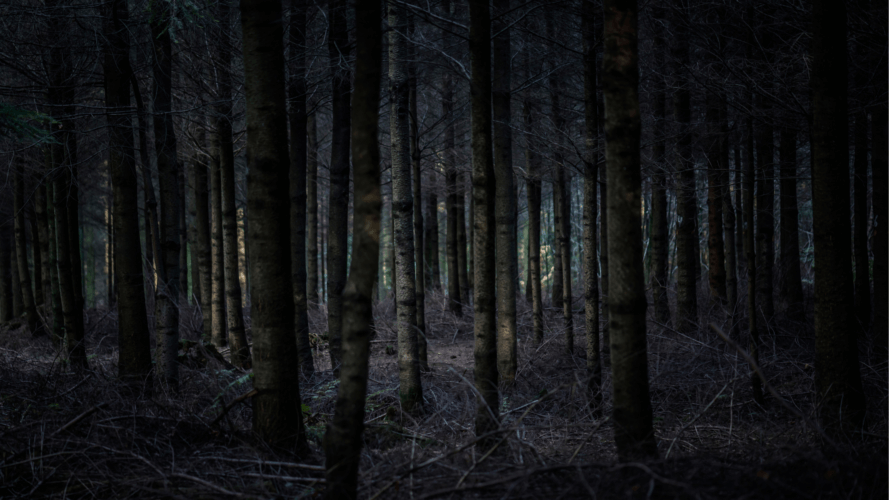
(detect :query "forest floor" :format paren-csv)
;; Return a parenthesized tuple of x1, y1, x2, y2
(0, 287, 886, 499)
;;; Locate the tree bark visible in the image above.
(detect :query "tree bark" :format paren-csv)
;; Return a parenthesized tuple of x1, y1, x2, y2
(29, 203, 43, 308)
(872, 104, 888, 357)
(425, 182, 441, 291)
(389, 0, 422, 411)
(44, 165, 64, 346)
(150, 0, 181, 385)
(755, 101, 775, 324)
(525, 94, 544, 345)
(444, 46, 461, 316)
(582, 0, 601, 412)
(0, 213, 11, 323)
(289, 0, 314, 378)
(721, 100, 737, 309)
(240, 0, 309, 453)
(210, 141, 226, 347)
(811, 0, 866, 432)
(649, 4, 670, 326)
(326, 0, 351, 375)
(469, 0, 499, 447)
(744, 100, 764, 405)
(307, 113, 319, 305)
(457, 181, 470, 305)
(705, 91, 727, 303)
(494, 0, 517, 380)
(324, 0, 382, 494)
(188, 155, 201, 306)
(14, 162, 39, 335)
(603, 0, 658, 461)
(194, 153, 212, 342)
(853, 112, 870, 329)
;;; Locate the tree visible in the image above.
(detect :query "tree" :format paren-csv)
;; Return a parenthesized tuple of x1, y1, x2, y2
(582, 0, 602, 412)
(603, 0, 657, 461)
(705, 90, 726, 303)
(524, 47, 544, 345)
(777, 127, 802, 318)
(648, 3, 670, 326)
(240, 0, 309, 452)
(327, 0, 352, 374)
(744, 106, 764, 405)
(469, 0, 498, 446)
(443, 0, 462, 317)
(389, 0, 422, 411)
(324, 0, 382, 494)
(289, 0, 314, 378)
(13, 161, 38, 335)
(306, 113, 320, 305)
(408, 14, 428, 372)
(150, 0, 182, 385)
(811, 0, 866, 432)
(493, 0, 517, 381)
(215, 0, 250, 369)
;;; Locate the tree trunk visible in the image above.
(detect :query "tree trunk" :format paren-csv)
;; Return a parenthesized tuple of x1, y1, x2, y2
(210, 143, 226, 347)
(307, 113, 319, 305)
(811, 0, 865, 432)
(389, 0, 422, 411)
(778, 127, 802, 319)
(53, 167, 87, 367)
(673, 6, 697, 334)
(853, 112, 870, 329)
(733, 143, 746, 274)
(44, 166, 64, 346)
(705, 91, 727, 303)
(469, 0, 499, 448)
(649, 4, 670, 326)
(457, 182, 469, 305)
(722, 100, 737, 309)
(602, 0, 658, 460)
(444, 57, 461, 316)
(744, 107, 764, 405)
(14, 163, 39, 335)
(150, 0, 181, 385)
(0, 213, 11, 323)
(755, 100, 775, 324)
(494, 0, 517, 380)
(240, 0, 309, 453)
(581, 0, 601, 412)
(323, 0, 382, 494)
(194, 153, 212, 342)
(551, 186, 563, 310)
(188, 155, 201, 306)
(11, 242, 22, 318)
(179, 156, 188, 308)
(599, 165, 609, 361)
(29, 203, 43, 308)
(525, 95, 544, 345)
(872, 104, 888, 357)
(425, 183, 441, 291)
(326, 0, 351, 375)
(289, 0, 314, 378)
(407, 15, 428, 372)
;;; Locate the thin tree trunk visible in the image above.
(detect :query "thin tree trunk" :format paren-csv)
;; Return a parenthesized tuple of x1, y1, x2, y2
(188, 155, 201, 306)
(11, 242, 22, 318)
(493, 0, 517, 380)
(240, 0, 309, 453)
(551, 186, 563, 310)
(705, 91, 726, 303)
(733, 143, 746, 273)
(217, 0, 249, 369)
(649, 4, 670, 326)
(324, 0, 382, 494)
(389, 0, 422, 411)
(469, 0, 498, 448)
(458, 182, 469, 305)
(581, 0, 601, 412)
(602, 0, 658, 460)
(744, 109, 764, 405)
(408, 14, 428, 372)
(194, 152, 212, 342)
(811, 0, 866, 432)
(872, 104, 888, 357)
(327, 0, 351, 375)
(0, 215, 11, 322)
(425, 182, 441, 291)
(29, 204, 43, 308)
(151, 0, 181, 385)
(14, 163, 39, 335)
(599, 165, 609, 361)
(45, 168, 63, 346)
(307, 113, 319, 305)
(755, 99, 775, 324)
(290, 0, 314, 378)
(210, 144, 226, 347)
(179, 157, 188, 308)
(444, 53, 461, 316)
(722, 100, 737, 309)
(853, 113, 870, 329)
(778, 127, 802, 319)
(54, 168, 87, 367)
(673, 6, 697, 334)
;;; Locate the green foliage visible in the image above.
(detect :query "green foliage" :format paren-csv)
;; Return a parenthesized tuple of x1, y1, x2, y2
(0, 103, 56, 141)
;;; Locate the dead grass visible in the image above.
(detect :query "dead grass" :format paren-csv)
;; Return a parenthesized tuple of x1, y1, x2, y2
(0, 284, 885, 499)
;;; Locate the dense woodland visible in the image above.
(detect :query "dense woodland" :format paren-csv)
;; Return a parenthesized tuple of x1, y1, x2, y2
(0, 0, 886, 498)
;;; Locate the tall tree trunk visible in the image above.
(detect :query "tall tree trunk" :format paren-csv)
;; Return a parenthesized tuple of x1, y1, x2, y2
(130, 71, 160, 294)
(67, 165, 83, 319)
(324, 0, 382, 493)
(705, 91, 727, 303)
(179, 156, 188, 307)
(603, 0, 658, 461)
(649, 4, 670, 326)
(425, 183, 441, 291)
(673, 6, 697, 334)
(407, 15, 428, 372)
(150, 0, 181, 385)
(853, 113, 870, 329)
(525, 97, 544, 345)
(778, 127, 802, 319)
(811, 0, 866, 432)
(469, 0, 499, 447)
(55, 168, 88, 367)
(307, 113, 319, 305)
(194, 152, 212, 341)
(45, 166, 64, 346)
(551, 186, 563, 310)
(389, 0, 422, 411)
(599, 165, 609, 361)
(444, 58, 461, 316)
(722, 100, 737, 309)
(14, 163, 39, 335)
(188, 155, 201, 306)
(210, 145, 226, 347)
(458, 182, 470, 304)
(582, 0, 601, 411)
(872, 104, 887, 355)
(240, 0, 309, 453)
(29, 204, 43, 308)
(755, 101, 775, 324)
(733, 143, 746, 274)
(11, 242, 22, 318)
(290, 0, 314, 378)
(327, 0, 351, 374)
(216, 0, 250, 369)
(744, 110, 764, 405)
(494, 0, 517, 380)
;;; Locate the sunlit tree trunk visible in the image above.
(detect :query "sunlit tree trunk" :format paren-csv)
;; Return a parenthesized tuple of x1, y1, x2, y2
(240, 0, 309, 453)
(811, 0, 865, 432)
(603, 0, 657, 460)
(324, 0, 382, 494)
